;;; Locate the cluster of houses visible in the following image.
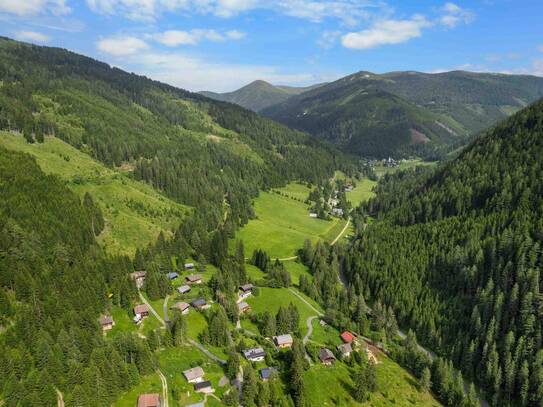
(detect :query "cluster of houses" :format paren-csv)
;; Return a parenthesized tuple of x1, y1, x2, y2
(316, 330, 379, 366)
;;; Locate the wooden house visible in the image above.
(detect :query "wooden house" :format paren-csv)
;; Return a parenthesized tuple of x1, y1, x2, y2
(318, 348, 336, 365)
(99, 315, 115, 331)
(137, 393, 161, 407)
(273, 334, 293, 349)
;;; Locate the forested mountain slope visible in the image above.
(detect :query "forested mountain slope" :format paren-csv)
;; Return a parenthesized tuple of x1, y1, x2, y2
(345, 99, 543, 406)
(0, 148, 151, 405)
(200, 80, 323, 112)
(0, 37, 351, 234)
(263, 70, 543, 159)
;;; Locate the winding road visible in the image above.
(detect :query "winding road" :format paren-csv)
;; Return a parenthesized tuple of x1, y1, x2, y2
(157, 370, 169, 407)
(303, 316, 318, 345)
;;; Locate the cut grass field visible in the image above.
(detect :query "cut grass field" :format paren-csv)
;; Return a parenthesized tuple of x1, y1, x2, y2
(0, 132, 188, 255)
(346, 179, 377, 207)
(111, 373, 162, 407)
(374, 158, 437, 178)
(305, 356, 441, 407)
(234, 186, 347, 258)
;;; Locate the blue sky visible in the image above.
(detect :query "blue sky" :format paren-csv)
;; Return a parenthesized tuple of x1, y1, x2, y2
(0, 0, 542, 92)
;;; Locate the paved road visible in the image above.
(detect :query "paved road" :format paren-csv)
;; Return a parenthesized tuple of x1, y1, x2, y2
(158, 370, 169, 407)
(303, 316, 318, 344)
(163, 295, 170, 323)
(188, 339, 227, 365)
(288, 288, 323, 316)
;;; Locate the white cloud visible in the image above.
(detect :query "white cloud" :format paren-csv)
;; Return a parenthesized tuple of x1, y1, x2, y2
(0, 0, 69, 16)
(84, 0, 383, 23)
(317, 30, 341, 49)
(115, 50, 324, 92)
(13, 30, 50, 43)
(439, 2, 474, 28)
(342, 15, 431, 50)
(152, 29, 245, 46)
(97, 35, 149, 56)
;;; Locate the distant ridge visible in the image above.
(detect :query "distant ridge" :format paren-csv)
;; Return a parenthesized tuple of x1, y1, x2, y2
(199, 80, 325, 112)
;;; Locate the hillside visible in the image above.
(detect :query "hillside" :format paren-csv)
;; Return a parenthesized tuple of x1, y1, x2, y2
(0, 132, 188, 255)
(263, 70, 543, 158)
(344, 99, 543, 406)
(200, 80, 324, 112)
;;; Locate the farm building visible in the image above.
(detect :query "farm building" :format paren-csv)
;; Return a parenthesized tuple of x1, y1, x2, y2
(318, 348, 336, 365)
(183, 366, 205, 383)
(260, 367, 277, 381)
(337, 343, 352, 358)
(171, 302, 190, 315)
(191, 298, 210, 310)
(238, 301, 251, 313)
(167, 272, 179, 280)
(194, 381, 213, 393)
(185, 274, 203, 284)
(244, 347, 266, 362)
(340, 331, 356, 343)
(130, 271, 147, 288)
(177, 284, 191, 294)
(273, 334, 293, 348)
(137, 393, 161, 407)
(99, 315, 115, 331)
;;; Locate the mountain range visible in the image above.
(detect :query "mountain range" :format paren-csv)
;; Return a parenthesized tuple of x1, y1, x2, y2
(203, 71, 543, 158)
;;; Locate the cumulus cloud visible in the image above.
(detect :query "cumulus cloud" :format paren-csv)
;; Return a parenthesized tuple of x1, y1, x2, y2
(317, 30, 341, 49)
(0, 0, 70, 16)
(152, 29, 245, 46)
(13, 30, 51, 43)
(97, 35, 149, 56)
(342, 15, 431, 50)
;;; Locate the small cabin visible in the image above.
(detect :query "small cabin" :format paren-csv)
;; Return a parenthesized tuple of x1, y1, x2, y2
(337, 342, 352, 358)
(137, 393, 162, 407)
(171, 301, 190, 315)
(186, 274, 203, 285)
(273, 334, 293, 349)
(194, 380, 213, 394)
(183, 366, 205, 383)
(99, 315, 115, 331)
(260, 367, 277, 381)
(340, 331, 356, 343)
(191, 298, 210, 310)
(244, 347, 266, 362)
(238, 301, 251, 313)
(167, 272, 179, 280)
(318, 348, 336, 365)
(184, 263, 195, 270)
(130, 271, 147, 289)
(177, 284, 191, 294)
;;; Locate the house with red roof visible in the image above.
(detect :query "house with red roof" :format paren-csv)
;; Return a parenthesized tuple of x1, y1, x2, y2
(340, 331, 356, 343)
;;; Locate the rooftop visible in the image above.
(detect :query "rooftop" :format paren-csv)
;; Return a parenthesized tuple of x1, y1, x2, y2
(183, 366, 204, 381)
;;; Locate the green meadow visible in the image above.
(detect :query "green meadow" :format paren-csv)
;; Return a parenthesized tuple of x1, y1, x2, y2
(234, 186, 347, 258)
(374, 158, 437, 178)
(111, 373, 162, 407)
(0, 132, 188, 255)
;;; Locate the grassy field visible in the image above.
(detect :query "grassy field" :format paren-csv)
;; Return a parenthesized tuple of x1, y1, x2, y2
(305, 356, 441, 407)
(234, 186, 346, 258)
(374, 158, 437, 178)
(241, 287, 321, 335)
(346, 179, 377, 207)
(0, 132, 188, 255)
(274, 182, 312, 201)
(111, 373, 162, 407)
(158, 346, 227, 406)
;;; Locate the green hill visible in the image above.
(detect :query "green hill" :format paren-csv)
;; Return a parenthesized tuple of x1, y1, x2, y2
(263, 70, 543, 158)
(0, 132, 188, 255)
(344, 98, 543, 406)
(200, 80, 324, 112)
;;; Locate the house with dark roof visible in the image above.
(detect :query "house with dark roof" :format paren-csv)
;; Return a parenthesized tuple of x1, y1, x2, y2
(259, 367, 277, 381)
(167, 272, 179, 280)
(99, 315, 115, 331)
(273, 334, 293, 348)
(185, 262, 195, 270)
(318, 348, 336, 365)
(194, 380, 213, 393)
(239, 283, 254, 293)
(243, 347, 266, 362)
(137, 393, 161, 407)
(191, 298, 210, 310)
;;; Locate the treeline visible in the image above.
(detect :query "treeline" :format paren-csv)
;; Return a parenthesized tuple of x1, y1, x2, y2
(0, 148, 155, 406)
(346, 100, 543, 406)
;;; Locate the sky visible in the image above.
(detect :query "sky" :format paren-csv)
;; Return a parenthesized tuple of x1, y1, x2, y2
(0, 0, 542, 92)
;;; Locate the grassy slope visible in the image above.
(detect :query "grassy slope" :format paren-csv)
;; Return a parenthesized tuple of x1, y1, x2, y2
(111, 374, 162, 407)
(0, 132, 188, 255)
(235, 184, 346, 258)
